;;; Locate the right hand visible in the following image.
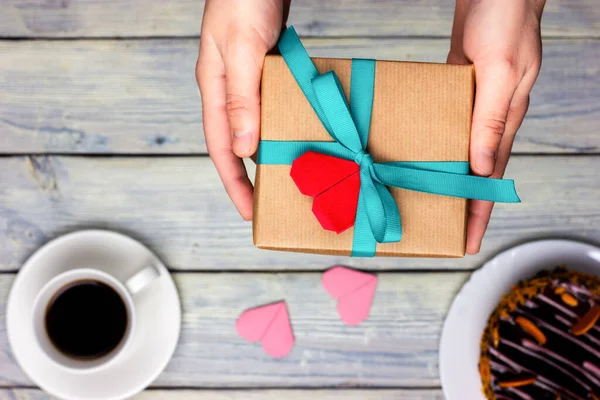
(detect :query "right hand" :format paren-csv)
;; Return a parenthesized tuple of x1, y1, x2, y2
(447, 0, 544, 254)
(196, 0, 288, 220)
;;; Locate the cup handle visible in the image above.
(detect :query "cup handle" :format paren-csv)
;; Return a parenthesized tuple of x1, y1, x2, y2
(125, 264, 160, 295)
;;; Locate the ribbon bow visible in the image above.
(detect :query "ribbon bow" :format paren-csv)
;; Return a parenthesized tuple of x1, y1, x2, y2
(258, 27, 520, 257)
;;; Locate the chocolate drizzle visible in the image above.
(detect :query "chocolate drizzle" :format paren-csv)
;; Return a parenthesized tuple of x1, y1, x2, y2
(480, 269, 600, 400)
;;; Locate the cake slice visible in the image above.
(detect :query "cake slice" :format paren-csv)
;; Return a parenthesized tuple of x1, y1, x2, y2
(480, 268, 600, 399)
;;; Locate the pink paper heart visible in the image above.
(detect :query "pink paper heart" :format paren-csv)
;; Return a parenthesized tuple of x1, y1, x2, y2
(236, 301, 295, 358)
(322, 266, 377, 325)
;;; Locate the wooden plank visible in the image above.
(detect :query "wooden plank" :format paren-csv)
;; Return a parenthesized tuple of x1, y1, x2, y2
(0, 272, 465, 387)
(0, 155, 598, 272)
(0, 38, 599, 155)
(0, 0, 598, 38)
(0, 389, 445, 399)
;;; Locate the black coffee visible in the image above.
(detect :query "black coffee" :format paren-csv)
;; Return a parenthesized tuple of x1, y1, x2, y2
(45, 280, 128, 359)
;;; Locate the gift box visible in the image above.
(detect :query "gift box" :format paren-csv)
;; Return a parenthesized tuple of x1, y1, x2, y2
(253, 28, 518, 258)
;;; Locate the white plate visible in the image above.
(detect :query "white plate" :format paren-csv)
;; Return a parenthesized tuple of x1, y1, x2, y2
(439, 239, 600, 400)
(6, 230, 181, 400)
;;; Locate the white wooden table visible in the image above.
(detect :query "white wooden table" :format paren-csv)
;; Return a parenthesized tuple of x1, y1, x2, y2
(0, 1, 599, 398)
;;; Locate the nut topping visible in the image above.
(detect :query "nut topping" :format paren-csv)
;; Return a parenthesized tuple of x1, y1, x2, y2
(516, 316, 547, 345)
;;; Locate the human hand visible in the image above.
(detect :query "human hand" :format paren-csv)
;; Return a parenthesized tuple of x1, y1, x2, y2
(447, 0, 545, 254)
(197, 0, 289, 220)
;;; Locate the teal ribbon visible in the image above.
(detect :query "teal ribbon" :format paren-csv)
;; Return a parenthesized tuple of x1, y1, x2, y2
(258, 27, 520, 257)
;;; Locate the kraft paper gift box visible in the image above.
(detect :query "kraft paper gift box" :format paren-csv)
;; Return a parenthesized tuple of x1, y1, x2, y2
(252, 28, 516, 257)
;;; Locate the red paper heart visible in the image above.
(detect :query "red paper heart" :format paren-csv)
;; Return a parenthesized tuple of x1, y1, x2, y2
(290, 151, 360, 234)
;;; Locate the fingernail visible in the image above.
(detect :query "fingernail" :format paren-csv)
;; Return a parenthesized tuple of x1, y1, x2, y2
(233, 131, 253, 156)
(475, 149, 497, 175)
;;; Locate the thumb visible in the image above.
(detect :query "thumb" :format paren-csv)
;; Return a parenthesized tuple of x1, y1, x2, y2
(470, 64, 519, 176)
(224, 38, 266, 158)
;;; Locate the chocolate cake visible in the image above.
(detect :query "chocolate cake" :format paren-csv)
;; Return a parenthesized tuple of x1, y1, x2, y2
(480, 268, 600, 399)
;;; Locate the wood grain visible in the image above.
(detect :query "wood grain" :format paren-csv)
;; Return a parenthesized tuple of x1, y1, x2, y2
(0, 155, 598, 272)
(0, 38, 599, 155)
(0, 272, 466, 387)
(0, 389, 444, 399)
(0, 0, 598, 38)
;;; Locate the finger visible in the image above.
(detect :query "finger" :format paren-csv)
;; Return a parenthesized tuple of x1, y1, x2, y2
(466, 200, 494, 255)
(470, 63, 520, 176)
(198, 36, 254, 220)
(465, 132, 516, 254)
(466, 86, 530, 254)
(447, 51, 468, 65)
(282, 0, 292, 27)
(490, 91, 530, 177)
(448, 0, 469, 62)
(224, 32, 267, 158)
(465, 129, 514, 254)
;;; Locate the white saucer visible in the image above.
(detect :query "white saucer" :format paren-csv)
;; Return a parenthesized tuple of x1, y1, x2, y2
(439, 239, 600, 400)
(6, 230, 181, 400)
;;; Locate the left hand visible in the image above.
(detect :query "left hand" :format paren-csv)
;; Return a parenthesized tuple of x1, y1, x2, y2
(447, 0, 545, 254)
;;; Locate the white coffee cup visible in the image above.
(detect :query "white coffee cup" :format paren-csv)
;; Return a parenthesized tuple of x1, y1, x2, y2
(31, 265, 160, 373)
